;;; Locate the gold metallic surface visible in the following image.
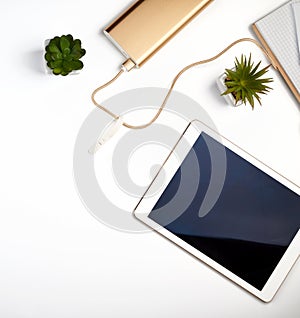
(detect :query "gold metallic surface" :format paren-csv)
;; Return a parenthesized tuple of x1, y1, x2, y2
(104, 0, 214, 67)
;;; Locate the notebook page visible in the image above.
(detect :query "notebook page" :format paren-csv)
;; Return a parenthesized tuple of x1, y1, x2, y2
(255, 1, 300, 93)
(292, 1, 300, 56)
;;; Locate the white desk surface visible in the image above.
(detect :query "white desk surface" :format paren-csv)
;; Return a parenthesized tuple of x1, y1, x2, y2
(1, 0, 300, 317)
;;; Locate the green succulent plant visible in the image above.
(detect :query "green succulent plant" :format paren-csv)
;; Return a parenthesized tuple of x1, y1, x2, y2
(222, 54, 273, 109)
(45, 34, 86, 76)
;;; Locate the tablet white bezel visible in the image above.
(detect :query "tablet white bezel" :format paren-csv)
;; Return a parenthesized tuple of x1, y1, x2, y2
(133, 120, 300, 302)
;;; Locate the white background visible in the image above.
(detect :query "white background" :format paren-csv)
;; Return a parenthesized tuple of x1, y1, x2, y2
(1, 0, 300, 317)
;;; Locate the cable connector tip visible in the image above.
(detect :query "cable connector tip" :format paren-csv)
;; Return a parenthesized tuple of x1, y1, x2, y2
(121, 58, 136, 72)
(88, 117, 124, 155)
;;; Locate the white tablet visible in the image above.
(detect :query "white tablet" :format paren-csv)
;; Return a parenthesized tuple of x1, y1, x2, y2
(134, 120, 300, 302)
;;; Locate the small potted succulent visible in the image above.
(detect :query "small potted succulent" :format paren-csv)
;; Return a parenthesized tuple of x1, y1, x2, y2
(217, 54, 273, 109)
(44, 34, 86, 76)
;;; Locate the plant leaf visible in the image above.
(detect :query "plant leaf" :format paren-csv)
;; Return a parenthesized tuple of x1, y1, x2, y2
(44, 52, 53, 62)
(60, 36, 70, 51)
(70, 60, 83, 70)
(53, 67, 62, 75)
(49, 59, 63, 69)
(48, 43, 61, 54)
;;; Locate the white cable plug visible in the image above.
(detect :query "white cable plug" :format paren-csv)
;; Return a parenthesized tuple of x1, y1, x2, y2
(88, 117, 123, 154)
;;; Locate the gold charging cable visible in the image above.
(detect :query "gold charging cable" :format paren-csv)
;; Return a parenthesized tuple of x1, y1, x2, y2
(91, 38, 278, 130)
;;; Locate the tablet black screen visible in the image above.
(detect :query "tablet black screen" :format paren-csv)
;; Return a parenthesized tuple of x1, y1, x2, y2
(149, 133, 300, 290)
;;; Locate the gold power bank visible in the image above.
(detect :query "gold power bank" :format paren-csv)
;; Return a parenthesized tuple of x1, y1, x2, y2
(104, 0, 214, 68)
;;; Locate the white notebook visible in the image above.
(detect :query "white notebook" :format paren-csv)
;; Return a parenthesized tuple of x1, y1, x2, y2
(253, 0, 300, 103)
(294, 1, 300, 54)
